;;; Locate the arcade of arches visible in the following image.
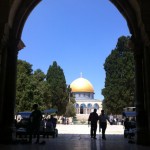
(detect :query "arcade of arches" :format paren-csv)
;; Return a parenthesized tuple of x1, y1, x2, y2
(0, 0, 150, 146)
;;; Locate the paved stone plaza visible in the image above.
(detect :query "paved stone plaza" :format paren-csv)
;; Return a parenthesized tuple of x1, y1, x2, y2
(0, 124, 150, 150)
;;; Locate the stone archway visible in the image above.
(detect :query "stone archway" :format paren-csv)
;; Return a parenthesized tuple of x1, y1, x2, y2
(0, 0, 41, 144)
(0, 0, 150, 145)
(110, 0, 150, 145)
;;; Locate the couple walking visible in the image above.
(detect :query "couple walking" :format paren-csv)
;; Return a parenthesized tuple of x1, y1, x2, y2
(88, 109, 111, 140)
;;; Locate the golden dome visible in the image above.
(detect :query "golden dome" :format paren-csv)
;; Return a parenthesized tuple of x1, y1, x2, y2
(70, 77, 94, 93)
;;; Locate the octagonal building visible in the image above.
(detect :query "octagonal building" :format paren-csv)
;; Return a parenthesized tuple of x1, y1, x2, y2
(70, 76, 102, 121)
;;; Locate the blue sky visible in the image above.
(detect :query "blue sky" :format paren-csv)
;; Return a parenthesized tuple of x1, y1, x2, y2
(18, 0, 130, 100)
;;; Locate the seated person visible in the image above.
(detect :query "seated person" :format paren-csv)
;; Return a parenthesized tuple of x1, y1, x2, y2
(49, 115, 57, 129)
(130, 117, 136, 128)
(46, 119, 54, 131)
(124, 118, 130, 130)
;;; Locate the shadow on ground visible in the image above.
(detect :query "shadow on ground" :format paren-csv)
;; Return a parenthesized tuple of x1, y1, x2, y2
(0, 134, 149, 150)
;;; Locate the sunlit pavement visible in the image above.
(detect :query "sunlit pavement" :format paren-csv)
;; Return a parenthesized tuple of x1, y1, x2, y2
(57, 124, 124, 134)
(0, 124, 150, 150)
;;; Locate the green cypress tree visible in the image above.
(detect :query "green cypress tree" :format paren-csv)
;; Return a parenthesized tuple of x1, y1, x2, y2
(102, 36, 135, 114)
(46, 61, 68, 115)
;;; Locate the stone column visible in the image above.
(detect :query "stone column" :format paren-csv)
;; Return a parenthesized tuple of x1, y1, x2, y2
(134, 41, 149, 145)
(143, 45, 150, 144)
(0, 24, 10, 125)
(85, 108, 87, 114)
(0, 33, 18, 144)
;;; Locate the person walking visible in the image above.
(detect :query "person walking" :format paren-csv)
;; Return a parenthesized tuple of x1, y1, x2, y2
(88, 109, 99, 139)
(99, 110, 111, 140)
(29, 104, 42, 144)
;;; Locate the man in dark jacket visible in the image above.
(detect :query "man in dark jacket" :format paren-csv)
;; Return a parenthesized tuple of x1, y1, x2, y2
(29, 104, 42, 144)
(88, 109, 99, 139)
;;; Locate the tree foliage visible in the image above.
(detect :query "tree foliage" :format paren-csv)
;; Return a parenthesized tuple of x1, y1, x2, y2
(16, 60, 75, 116)
(65, 102, 76, 117)
(16, 60, 33, 112)
(31, 69, 51, 110)
(65, 85, 76, 117)
(102, 36, 135, 114)
(46, 61, 69, 115)
(16, 60, 51, 112)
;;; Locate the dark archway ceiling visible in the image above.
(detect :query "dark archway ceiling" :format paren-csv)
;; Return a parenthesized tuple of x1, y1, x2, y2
(0, 0, 41, 41)
(110, 0, 150, 46)
(0, 0, 150, 46)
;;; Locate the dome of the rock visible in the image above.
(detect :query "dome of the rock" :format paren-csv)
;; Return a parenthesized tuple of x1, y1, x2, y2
(70, 77, 94, 93)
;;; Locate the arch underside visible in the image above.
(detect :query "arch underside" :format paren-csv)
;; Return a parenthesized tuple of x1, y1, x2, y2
(0, 0, 150, 145)
(1, 0, 149, 51)
(110, 0, 150, 46)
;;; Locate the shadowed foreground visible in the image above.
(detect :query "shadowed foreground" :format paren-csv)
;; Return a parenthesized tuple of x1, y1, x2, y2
(0, 125, 149, 150)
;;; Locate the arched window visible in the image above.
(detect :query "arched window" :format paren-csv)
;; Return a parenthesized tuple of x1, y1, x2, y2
(87, 103, 92, 108)
(87, 103, 92, 114)
(80, 103, 86, 114)
(75, 103, 79, 108)
(75, 103, 79, 114)
(94, 103, 99, 110)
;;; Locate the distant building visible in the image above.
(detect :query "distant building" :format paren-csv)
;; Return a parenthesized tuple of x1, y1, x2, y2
(70, 76, 102, 121)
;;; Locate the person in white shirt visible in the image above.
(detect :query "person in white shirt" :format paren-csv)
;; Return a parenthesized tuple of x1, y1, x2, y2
(99, 110, 111, 140)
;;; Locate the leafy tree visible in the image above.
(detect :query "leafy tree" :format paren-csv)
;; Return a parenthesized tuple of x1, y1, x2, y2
(65, 102, 76, 117)
(102, 36, 135, 114)
(16, 60, 33, 112)
(33, 69, 45, 81)
(16, 61, 52, 113)
(65, 85, 76, 117)
(46, 61, 68, 115)
(31, 69, 52, 110)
